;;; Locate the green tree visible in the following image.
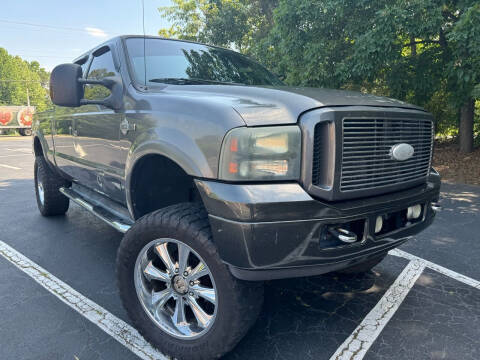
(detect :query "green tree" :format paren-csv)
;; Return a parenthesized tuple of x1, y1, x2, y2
(0, 48, 50, 111)
(159, 0, 277, 55)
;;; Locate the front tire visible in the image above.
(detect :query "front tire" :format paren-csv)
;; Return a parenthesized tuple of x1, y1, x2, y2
(34, 156, 70, 216)
(116, 203, 264, 360)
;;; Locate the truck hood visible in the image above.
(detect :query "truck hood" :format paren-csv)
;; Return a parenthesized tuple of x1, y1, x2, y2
(161, 85, 425, 126)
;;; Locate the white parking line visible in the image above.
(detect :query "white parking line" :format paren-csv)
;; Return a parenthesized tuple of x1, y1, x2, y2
(0, 163, 21, 170)
(330, 259, 426, 360)
(0, 240, 167, 360)
(390, 248, 480, 289)
(331, 248, 480, 360)
(6, 147, 31, 152)
(0, 154, 31, 158)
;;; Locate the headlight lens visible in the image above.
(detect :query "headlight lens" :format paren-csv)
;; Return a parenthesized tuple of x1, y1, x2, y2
(219, 126, 301, 181)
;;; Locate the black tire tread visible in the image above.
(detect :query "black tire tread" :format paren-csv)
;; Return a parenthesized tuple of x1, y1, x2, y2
(117, 203, 263, 360)
(34, 156, 70, 216)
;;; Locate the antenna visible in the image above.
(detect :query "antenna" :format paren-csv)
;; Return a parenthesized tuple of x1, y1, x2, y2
(142, 0, 147, 87)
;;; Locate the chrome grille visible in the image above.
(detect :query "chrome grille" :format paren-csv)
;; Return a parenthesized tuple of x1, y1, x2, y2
(340, 118, 433, 192)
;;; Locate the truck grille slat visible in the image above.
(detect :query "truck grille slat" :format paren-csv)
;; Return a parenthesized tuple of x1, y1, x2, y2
(339, 117, 433, 192)
(342, 163, 430, 175)
(342, 155, 430, 166)
(341, 173, 430, 190)
(342, 151, 431, 159)
(342, 168, 429, 183)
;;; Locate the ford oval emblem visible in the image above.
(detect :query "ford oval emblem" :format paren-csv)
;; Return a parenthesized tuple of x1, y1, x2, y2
(390, 143, 414, 161)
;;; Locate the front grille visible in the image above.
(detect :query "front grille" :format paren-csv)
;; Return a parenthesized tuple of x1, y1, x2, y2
(340, 118, 433, 192)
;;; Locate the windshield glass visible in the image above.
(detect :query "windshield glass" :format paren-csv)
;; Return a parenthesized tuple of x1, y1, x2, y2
(125, 37, 283, 86)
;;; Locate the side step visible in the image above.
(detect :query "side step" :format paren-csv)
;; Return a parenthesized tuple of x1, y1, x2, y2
(59, 185, 134, 233)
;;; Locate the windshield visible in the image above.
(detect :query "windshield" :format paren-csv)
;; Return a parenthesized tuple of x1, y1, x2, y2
(125, 37, 284, 87)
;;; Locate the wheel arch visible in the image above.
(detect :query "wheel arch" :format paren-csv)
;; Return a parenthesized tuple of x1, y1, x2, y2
(33, 136, 44, 157)
(126, 150, 205, 220)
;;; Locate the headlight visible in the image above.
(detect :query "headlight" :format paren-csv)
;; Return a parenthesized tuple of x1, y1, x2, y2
(219, 126, 301, 181)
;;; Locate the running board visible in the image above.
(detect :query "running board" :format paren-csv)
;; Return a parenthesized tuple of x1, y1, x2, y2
(59, 186, 133, 233)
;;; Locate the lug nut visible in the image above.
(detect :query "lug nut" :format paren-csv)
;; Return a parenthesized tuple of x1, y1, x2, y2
(189, 281, 194, 286)
(183, 271, 188, 276)
(175, 268, 179, 273)
(189, 292, 194, 296)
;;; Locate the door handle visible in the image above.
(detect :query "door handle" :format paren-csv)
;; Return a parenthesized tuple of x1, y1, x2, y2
(69, 126, 78, 137)
(120, 118, 135, 135)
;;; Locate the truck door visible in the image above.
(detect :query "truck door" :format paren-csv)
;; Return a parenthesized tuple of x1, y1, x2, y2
(72, 46, 128, 203)
(53, 56, 90, 179)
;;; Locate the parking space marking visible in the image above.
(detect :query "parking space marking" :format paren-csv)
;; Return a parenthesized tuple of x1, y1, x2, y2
(0, 163, 21, 170)
(390, 248, 480, 290)
(330, 259, 425, 360)
(0, 154, 31, 158)
(6, 147, 31, 153)
(0, 240, 167, 360)
(332, 248, 480, 360)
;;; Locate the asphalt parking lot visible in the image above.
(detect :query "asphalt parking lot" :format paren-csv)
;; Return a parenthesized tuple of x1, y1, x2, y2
(0, 136, 479, 360)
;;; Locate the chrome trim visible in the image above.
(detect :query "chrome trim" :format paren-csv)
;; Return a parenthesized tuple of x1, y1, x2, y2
(328, 227, 357, 243)
(300, 107, 433, 201)
(431, 202, 442, 212)
(340, 116, 433, 192)
(59, 187, 133, 233)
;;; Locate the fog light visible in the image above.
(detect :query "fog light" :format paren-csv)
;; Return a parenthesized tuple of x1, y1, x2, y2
(375, 216, 383, 234)
(407, 204, 422, 220)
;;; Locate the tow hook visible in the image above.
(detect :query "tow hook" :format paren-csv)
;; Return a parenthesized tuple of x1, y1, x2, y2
(431, 202, 442, 212)
(328, 227, 358, 243)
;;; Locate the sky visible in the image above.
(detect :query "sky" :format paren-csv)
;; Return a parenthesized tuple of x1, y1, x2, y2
(0, 0, 173, 70)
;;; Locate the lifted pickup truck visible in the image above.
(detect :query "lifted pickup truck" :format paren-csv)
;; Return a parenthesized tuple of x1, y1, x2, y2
(33, 35, 440, 359)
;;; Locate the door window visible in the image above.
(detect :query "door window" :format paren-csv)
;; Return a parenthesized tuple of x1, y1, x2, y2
(84, 48, 116, 101)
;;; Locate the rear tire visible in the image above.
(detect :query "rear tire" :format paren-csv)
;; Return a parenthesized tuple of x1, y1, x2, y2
(117, 203, 264, 360)
(34, 156, 70, 216)
(337, 254, 386, 274)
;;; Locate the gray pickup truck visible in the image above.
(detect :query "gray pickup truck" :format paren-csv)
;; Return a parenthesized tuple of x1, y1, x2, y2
(33, 35, 440, 359)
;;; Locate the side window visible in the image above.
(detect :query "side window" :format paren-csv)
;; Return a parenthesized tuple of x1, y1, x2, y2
(84, 49, 117, 101)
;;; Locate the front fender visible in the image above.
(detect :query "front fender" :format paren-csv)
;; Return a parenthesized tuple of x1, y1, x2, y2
(125, 127, 216, 217)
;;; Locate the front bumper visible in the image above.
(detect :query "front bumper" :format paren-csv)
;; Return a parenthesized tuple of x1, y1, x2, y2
(195, 172, 441, 281)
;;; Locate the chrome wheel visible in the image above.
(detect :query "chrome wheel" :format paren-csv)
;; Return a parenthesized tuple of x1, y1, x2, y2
(134, 238, 217, 339)
(37, 180, 44, 205)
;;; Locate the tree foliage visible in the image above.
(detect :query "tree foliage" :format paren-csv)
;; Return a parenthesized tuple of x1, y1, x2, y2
(0, 48, 50, 111)
(159, 0, 480, 151)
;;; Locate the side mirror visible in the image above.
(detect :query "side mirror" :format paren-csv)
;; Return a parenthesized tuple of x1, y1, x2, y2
(50, 64, 84, 107)
(50, 63, 123, 110)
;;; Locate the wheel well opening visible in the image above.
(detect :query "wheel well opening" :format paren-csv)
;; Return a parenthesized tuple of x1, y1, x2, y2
(33, 137, 43, 157)
(130, 154, 202, 219)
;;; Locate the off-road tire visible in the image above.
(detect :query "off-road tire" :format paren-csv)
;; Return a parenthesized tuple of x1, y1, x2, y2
(117, 203, 264, 360)
(338, 254, 387, 274)
(34, 156, 70, 216)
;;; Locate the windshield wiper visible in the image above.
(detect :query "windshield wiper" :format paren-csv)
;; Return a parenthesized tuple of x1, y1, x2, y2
(148, 77, 245, 85)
